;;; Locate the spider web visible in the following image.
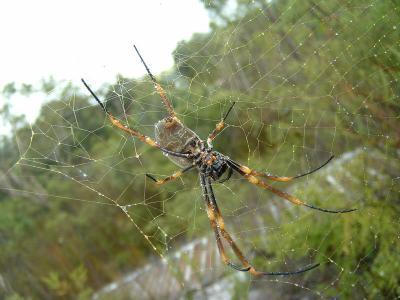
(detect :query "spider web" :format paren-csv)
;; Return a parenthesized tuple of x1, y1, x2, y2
(1, 0, 399, 299)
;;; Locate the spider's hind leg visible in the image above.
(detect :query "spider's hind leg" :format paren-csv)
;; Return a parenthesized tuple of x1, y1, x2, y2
(82, 79, 192, 159)
(82, 78, 159, 148)
(133, 45, 176, 118)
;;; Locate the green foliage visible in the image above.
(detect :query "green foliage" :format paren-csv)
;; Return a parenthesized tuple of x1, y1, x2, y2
(5, 294, 32, 300)
(2, 82, 17, 97)
(41, 265, 93, 299)
(41, 76, 57, 94)
(20, 84, 33, 96)
(265, 150, 400, 299)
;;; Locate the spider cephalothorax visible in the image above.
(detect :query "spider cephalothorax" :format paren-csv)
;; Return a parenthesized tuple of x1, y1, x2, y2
(82, 45, 356, 277)
(198, 151, 229, 181)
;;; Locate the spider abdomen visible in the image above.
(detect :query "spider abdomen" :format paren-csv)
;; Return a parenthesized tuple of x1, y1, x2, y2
(155, 117, 201, 168)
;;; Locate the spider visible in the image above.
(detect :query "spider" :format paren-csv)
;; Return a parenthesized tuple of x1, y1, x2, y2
(81, 45, 356, 277)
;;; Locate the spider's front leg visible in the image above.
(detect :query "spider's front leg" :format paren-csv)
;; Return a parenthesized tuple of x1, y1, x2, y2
(202, 175, 319, 276)
(227, 159, 357, 214)
(229, 155, 334, 182)
(200, 174, 250, 272)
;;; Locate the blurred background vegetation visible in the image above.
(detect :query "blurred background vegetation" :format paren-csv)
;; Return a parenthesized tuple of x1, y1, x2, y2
(0, 0, 399, 299)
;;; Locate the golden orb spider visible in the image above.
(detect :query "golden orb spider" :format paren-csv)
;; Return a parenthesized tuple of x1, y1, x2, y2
(81, 45, 356, 276)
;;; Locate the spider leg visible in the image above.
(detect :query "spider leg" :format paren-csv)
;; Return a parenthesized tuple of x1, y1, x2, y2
(207, 102, 236, 148)
(229, 156, 334, 182)
(200, 174, 250, 272)
(133, 45, 176, 118)
(203, 175, 320, 276)
(82, 79, 191, 159)
(227, 160, 356, 214)
(217, 166, 233, 183)
(146, 164, 196, 185)
(206, 201, 251, 272)
(204, 176, 251, 268)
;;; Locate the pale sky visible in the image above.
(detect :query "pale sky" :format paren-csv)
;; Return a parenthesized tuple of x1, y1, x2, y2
(0, 0, 210, 132)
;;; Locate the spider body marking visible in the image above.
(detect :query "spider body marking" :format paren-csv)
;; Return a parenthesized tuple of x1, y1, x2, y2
(154, 116, 203, 168)
(82, 45, 356, 277)
(198, 151, 229, 181)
